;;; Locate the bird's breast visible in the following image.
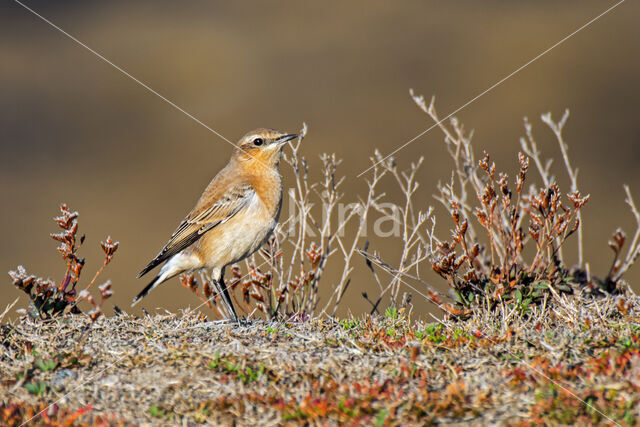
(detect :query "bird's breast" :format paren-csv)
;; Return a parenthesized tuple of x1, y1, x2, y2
(197, 186, 281, 268)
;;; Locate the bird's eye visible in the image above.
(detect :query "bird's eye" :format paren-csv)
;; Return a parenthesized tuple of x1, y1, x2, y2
(253, 138, 264, 146)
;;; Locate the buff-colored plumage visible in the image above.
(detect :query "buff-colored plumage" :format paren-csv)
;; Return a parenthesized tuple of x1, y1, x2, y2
(132, 129, 297, 320)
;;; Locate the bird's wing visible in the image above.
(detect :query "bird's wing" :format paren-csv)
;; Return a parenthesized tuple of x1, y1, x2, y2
(138, 183, 255, 277)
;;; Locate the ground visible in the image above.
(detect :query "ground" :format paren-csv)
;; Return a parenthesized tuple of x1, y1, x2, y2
(2, 290, 640, 426)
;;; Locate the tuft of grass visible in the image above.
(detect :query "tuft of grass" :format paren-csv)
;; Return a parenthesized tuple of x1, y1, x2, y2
(384, 306, 398, 320)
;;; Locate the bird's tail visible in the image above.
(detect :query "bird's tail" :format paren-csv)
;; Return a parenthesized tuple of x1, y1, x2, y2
(131, 275, 162, 307)
(132, 269, 180, 306)
(133, 253, 193, 307)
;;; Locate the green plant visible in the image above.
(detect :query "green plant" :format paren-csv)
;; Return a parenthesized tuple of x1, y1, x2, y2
(237, 365, 265, 384)
(384, 307, 398, 320)
(25, 381, 47, 396)
(207, 352, 221, 370)
(341, 318, 359, 330)
(375, 408, 389, 426)
(266, 325, 278, 334)
(35, 358, 58, 372)
(149, 405, 166, 418)
(206, 354, 268, 384)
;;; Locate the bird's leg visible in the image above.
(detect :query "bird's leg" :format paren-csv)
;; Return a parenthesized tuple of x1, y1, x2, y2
(215, 269, 239, 322)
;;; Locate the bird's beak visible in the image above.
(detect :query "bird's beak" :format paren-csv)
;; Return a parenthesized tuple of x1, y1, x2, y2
(276, 134, 298, 145)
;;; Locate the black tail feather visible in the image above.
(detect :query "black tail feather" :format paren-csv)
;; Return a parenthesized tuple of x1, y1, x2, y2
(131, 275, 159, 307)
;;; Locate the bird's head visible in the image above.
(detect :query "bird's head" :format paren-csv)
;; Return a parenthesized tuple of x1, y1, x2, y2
(233, 128, 297, 168)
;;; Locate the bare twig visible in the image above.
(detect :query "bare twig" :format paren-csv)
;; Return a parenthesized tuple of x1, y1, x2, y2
(541, 110, 585, 267)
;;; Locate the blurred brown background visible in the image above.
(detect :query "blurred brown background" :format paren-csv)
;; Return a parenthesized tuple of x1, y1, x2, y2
(2, 0, 639, 319)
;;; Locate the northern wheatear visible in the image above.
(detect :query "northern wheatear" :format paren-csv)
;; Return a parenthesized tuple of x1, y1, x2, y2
(132, 129, 297, 320)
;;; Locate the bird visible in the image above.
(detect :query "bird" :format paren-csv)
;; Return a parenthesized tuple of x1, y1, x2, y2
(132, 128, 298, 321)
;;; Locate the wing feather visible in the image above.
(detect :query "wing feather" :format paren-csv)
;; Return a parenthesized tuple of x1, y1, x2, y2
(138, 183, 254, 277)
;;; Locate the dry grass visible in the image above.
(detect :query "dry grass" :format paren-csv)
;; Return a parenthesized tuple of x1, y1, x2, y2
(1, 285, 640, 426)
